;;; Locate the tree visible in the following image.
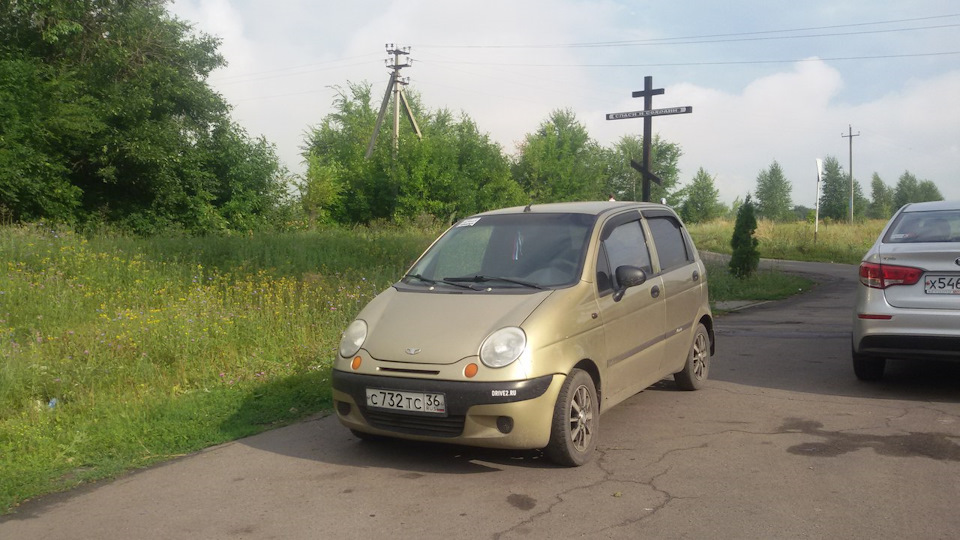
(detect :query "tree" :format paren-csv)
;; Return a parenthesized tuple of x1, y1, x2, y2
(753, 161, 793, 221)
(302, 82, 524, 224)
(729, 195, 760, 278)
(915, 180, 943, 203)
(0, 0, 287, 233)
(300, 156, 344, 226)
(792, 205, 813, 222)
(513, 109, 605, 203)
(818, 156, 867, 221)
(678, 168, 725, 223)
(867, 173, 894, 219)
(894, 171, 943, 209)
(601, 135, 682, 204)
(893, 171, 920, 210)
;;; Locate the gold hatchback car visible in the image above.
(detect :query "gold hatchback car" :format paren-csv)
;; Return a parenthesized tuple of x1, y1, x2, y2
(332, 201, 714, 466)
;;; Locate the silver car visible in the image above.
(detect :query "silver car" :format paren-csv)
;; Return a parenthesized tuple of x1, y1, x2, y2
(852, 200, 960, 380)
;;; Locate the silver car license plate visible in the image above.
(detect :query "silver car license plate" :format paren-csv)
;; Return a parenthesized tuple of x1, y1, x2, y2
(365, 388, 447, 414)
(923, 275, 960, 294)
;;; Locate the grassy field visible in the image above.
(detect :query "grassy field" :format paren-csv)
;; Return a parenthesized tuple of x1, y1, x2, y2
(688, 218, 886, 265)
(0, 223, 437, 513)
(0, 218, 879, 512)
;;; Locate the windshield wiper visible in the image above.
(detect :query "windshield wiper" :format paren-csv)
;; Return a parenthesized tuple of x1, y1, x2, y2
(404, 273, 476, 290)
(444, 275, 544, 290)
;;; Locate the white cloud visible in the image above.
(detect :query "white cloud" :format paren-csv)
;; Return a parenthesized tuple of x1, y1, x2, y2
(591, 61, 960, 206)
(169, 0, 960, 207)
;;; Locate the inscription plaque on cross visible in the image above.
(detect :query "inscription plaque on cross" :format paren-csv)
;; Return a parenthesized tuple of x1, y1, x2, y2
(605, 76, 692, 202)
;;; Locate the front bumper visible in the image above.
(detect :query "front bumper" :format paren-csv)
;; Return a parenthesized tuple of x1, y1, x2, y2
(332, 370, 564, 449)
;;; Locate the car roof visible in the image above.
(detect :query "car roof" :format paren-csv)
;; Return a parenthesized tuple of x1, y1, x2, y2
(474, 201, 671, 218)
(900, 200, 960, 213)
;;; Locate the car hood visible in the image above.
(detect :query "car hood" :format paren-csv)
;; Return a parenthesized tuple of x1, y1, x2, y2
(358, 287, 553, 365)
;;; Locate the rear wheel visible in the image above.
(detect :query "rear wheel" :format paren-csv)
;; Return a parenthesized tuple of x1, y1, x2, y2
(544, 369, 598, 467)
(852, 349, 886, 381)
(675, 323, 710, 391)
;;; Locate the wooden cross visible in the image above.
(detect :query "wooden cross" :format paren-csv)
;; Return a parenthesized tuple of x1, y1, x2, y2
(606, 76, 692, 202)
(633, 76, 664, 203)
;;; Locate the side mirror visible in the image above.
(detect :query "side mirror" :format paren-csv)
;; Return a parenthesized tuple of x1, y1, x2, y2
(612, 265, 647, 302)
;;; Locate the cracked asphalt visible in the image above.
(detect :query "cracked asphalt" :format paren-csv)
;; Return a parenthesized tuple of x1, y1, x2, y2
(3, 260, 960, 539)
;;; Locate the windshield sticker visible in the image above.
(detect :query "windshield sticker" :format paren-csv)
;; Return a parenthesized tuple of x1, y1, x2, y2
(457, 217, 481, 227)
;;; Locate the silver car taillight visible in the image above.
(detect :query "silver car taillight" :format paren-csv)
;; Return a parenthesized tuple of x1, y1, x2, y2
(859, 262, 924, 289)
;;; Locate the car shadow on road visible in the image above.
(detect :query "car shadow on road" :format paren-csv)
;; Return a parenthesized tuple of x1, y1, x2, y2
(218, 375, 561, 474)
(708, 330, 960, 404)
(258, 419, 557, 473)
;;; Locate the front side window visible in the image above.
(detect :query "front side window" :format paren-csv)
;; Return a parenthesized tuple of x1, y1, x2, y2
(404, 213, 596, 290)
(598, 220, 652, 293)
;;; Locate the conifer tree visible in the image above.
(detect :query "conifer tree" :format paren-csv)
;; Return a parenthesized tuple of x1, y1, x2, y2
(729, 194, 760, 279)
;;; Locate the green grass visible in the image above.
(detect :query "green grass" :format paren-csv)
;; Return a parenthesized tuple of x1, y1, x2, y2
(704, 260, 813, 304)
(0, 218, 866, 512)
(0, 223, 441, 513)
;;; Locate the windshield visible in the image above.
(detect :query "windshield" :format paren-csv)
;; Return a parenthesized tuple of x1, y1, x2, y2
(883, 210, 959, 244)
(404, 213, 597, 290)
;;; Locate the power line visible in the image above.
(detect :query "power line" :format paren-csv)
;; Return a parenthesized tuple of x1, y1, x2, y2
(210, 53, 381, 85)
(415, 24, 960, 51)
(220, 49, 959, 106)
(415, 14, 960, 49)
(416, 50, 960, 69)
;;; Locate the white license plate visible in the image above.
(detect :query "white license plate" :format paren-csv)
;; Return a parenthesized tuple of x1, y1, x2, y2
(924, 275, 960, 294)
(365, 388, 446, 415)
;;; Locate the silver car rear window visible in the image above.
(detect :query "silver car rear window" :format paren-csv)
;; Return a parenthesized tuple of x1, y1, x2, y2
(883, 210, 959, 244)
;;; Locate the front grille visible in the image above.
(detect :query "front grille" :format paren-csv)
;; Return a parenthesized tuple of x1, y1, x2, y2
(377, 367, 441, 375)
(362, 408, 466, 437)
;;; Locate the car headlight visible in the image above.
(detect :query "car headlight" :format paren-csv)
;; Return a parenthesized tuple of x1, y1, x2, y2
(479, 327, 526, 368)
(339, 320, 367, 358)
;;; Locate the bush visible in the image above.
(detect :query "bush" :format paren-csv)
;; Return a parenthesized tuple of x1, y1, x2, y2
(729, 195, 760, 278)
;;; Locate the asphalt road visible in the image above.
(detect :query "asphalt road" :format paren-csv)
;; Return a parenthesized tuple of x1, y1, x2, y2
(3, 260, 959, 539)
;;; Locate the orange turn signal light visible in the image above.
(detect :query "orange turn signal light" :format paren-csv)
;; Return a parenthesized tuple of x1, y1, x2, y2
(464, 363, 479, 378)
(351, 356, 362, 370)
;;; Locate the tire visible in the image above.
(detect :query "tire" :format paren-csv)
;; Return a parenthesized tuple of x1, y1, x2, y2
(674, 323, 710, 391)
(852, 349, 885, 381)
(544, 368, 598, 467)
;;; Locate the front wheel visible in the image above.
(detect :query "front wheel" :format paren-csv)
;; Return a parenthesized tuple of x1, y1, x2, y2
(544, 368, 598, 467)
(674, 323, 710, 391)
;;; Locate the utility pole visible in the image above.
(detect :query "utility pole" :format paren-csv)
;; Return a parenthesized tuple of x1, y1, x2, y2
(841, 124, 860, 223)
(366, 44, 422, 160)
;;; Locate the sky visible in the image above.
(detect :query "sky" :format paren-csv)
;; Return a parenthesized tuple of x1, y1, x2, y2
(168, 0, 960, 207)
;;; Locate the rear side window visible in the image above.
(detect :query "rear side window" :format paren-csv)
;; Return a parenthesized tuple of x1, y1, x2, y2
(647, 216, 693, 271)
(883, 210, 960, 243)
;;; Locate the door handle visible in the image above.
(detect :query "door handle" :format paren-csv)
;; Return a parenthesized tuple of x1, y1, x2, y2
(651, 285, 661, 298)
(692, 270, 700, 281)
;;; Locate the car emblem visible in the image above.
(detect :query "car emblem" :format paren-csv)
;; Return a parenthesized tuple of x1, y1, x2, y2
(955, 257, 960, 267)
(405, 348, 421, 355)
